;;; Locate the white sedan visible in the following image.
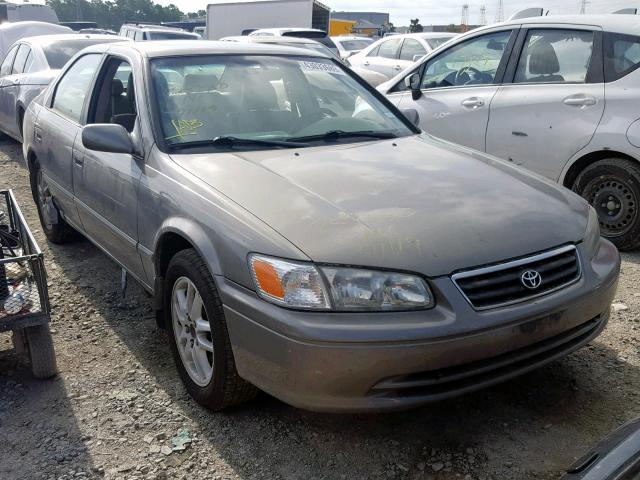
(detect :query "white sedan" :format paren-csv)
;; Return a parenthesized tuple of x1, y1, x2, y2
(348, 32, 458, 81)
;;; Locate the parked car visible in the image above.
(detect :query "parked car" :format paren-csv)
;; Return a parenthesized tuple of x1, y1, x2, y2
(562, 417, 640, 479)
(193, 26, 205, 38)
(0, 34, 125, 142)
(331, 35, 374, 60)
(78, 28, 117, 36)
(118, 24, 200, 41)
(379, 15, 640, 251)
(349, 32, 458, 80)
(221, 34, 388, 86)
(249, 27, 338, 55)
(0, 21, 72, 61)
(23, 40, 619, 412)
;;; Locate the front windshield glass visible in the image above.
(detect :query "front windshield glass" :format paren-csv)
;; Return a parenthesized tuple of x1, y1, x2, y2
(339, 39, 373, 51)
(151, 55, 414, 150)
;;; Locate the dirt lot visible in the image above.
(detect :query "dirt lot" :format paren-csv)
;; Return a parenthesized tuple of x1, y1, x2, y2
(0, 138, 638, 480)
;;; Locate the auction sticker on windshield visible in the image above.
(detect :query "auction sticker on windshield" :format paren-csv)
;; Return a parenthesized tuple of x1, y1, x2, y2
(298, 60, 345, 75)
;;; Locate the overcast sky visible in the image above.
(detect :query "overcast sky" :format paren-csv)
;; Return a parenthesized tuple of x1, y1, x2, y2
(156, 0, 637, 25)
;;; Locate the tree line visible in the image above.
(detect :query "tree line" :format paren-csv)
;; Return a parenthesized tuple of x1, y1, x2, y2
(46, 0, 204, 30)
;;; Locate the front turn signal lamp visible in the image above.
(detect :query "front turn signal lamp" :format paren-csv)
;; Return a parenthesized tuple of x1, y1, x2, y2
(249, 254, 434, 311)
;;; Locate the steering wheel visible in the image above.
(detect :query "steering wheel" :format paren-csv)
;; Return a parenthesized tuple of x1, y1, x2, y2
(454, 66, 483, 85)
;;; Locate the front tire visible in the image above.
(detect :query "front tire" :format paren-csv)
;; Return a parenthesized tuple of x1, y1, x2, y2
(573, 158, 640, 251)
(30, 164, 76, 244)
(164, 249, 257, 410)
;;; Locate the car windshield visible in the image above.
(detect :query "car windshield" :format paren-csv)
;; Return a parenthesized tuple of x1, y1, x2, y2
(43, 39, 119, 69)
(151, 55, 414, 150)
(339, 40, 373, 51)
(147, 31, 198, 40)
(280, 42, 339, 60)
(426, 37, 455, 49)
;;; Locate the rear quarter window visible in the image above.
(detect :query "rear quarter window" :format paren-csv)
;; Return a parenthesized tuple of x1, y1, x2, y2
(604, 32, 640, 82)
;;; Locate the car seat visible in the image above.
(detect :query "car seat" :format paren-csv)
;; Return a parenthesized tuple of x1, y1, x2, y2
(523, 40, 565, 83)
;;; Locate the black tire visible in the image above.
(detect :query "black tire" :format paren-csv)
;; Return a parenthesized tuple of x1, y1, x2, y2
(30, 163, 76, 244)
(26, 324, 58, 379)
(164, 249, 258, 410)
(573, 158, 640, 251)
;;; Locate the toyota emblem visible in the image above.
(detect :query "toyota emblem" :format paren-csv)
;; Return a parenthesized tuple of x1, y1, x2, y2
(521, 270, 542, 289)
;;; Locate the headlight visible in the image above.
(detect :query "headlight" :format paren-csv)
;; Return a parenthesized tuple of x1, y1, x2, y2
(584, 206, 601, 259)
(249, 254, 434, 311)
(321, 267, 434, 311)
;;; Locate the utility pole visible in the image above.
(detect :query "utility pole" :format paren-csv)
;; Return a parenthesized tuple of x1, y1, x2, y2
(480, 5, 487, 24)
(579, 0, 589, 14)
(461, 4, 469, 32)
(495, 0, 504, 22)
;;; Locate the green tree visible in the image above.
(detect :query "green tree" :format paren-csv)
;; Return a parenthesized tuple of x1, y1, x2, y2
(409, 18, 423, 33)
(47, 0, 184, 30)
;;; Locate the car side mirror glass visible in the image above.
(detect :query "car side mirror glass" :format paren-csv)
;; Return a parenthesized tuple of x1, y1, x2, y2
(405, 72, 422, 100)
(401, 108, 420, 127)
(82, 124, 134, 155)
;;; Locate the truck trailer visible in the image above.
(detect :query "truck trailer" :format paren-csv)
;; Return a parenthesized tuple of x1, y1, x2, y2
(206, 0, 330, 40)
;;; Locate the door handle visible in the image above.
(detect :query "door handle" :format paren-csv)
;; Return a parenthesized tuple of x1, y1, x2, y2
(34, 124, 42, 143)
(363, 61, 370, 66)
(461, 97, 484, 108)
(563, 95, 597, 107)
(12, 78, 19, 85)
(393, 65, 402, 70)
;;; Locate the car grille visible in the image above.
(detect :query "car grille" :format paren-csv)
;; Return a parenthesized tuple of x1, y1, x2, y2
(452, 245, 581, 310)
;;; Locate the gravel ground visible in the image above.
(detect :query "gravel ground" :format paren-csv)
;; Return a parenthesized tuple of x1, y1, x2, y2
(0, 138, 638, 480)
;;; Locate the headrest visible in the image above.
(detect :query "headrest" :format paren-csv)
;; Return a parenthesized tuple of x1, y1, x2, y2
(528, 41, 560, 75)
(183, 74, 219, 93)
(111, 78, 124, 96)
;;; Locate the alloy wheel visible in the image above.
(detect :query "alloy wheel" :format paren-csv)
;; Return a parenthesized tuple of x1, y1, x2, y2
(171, 276, 214, 387)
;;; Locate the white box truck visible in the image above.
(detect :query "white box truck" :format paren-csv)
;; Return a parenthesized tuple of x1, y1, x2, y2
(206, 0, 330, 40)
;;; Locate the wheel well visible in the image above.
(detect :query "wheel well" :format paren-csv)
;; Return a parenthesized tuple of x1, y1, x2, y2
(563, 150, 638, 189)
(156, 232, 195, 278)
(17, 106, 24, 136)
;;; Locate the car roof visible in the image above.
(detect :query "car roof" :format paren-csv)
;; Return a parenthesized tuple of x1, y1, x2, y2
(88, 40, 328, 59)
(251, 27, 326, 34)
(487, 14, 640, 36)
(19, 33, 123, 46)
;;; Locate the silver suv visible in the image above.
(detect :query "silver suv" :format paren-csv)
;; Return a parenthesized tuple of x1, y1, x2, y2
(22, 41, 619, 412)
(379, 15, 640, 250)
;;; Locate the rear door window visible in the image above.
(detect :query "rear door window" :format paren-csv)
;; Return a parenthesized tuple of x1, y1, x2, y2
(514, 29, 594, 84)
(11, 44, 30, 74)
(378, 38, 402, 59)
(399, 39, 427, 61)
(604, 32, 640, 82)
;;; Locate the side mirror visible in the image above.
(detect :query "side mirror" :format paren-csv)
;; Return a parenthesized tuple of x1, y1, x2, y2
(401, 108, 420, 127)
(82, 124, 134, 154)
(404, 72, 422, 100)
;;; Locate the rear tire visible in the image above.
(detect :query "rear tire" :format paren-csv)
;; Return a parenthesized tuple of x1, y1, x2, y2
(573, 158, 640, 251)
(26, 324, 58, 379)
(30, 163, 76, 244)
(164, 249, 258, 410)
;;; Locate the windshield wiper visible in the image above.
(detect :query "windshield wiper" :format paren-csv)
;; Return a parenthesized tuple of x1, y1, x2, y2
(287, 130, 398, 143)
(169, 136, 310, 150)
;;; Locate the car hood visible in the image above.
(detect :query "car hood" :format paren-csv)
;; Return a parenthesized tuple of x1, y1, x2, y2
(170, 135, 589, 277)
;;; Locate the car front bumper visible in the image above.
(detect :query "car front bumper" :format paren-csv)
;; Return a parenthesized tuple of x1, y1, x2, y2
(218, 240, 620, 412)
